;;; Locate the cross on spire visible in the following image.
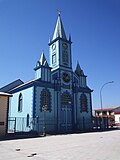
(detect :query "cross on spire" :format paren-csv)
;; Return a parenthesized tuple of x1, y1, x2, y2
(57, 9, 61, 16)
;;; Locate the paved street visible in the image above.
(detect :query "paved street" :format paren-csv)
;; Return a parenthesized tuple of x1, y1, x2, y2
(0, 130, 120, 160)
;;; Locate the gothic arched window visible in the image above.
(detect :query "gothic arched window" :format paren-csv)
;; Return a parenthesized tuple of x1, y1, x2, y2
(80, 94, 87, 112)
(18, 93, 23, 112)
(61, 92, 71, 106)
(40, 89, 51, 112)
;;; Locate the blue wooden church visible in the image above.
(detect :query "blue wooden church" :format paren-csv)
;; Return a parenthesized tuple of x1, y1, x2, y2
(1, 14, 93, 133)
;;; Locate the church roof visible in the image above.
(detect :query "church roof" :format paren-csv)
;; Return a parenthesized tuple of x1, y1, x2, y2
(52, 14, 67, 40)
(8, 79, 35, 93)
(0, 79, 23, 92)
(75, 61, 84, 76)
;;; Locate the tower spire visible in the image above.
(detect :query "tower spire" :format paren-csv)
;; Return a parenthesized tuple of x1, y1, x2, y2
(52, 13, 67, 40)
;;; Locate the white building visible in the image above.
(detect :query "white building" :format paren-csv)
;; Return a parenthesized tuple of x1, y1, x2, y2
(95, 106, 120, 126)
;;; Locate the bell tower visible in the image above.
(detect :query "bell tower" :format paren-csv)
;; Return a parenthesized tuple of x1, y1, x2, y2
(49, 13, 72, 71)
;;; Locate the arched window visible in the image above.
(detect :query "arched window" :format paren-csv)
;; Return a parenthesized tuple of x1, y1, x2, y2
(18, 93, 23, 112)
(80, 94, 87, 112)
(40, 89, 51, 112)
(61, 92, 71, 106)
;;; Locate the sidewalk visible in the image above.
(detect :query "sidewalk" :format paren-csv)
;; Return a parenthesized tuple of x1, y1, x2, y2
(0, 129, 120, 160)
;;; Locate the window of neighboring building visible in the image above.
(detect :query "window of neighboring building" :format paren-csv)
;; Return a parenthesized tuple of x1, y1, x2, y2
(109, 111, 112, 115)
(97, 112, 100, 116)
(103, 111, 107, 115)
(61, 92, 71, 106)
(18, 93, 23, 112)
(41, 89, 51, 111)
(80, 94, 88, 112)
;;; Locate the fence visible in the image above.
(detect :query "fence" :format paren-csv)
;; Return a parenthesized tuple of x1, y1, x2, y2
(93, 117, 110, 129)
(8, 116, 93, 134)
(8, 117, 57, 134)
(8, 117, 33, 133)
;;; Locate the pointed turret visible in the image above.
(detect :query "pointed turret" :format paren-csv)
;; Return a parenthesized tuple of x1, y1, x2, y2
(39, 51, 47, 66)
(34, 51, 48, 68)
(75, 61, 84, 77)
(44, 60, 49, 67)
(52, 14, 67, 40)
(34, 51, 51, 82)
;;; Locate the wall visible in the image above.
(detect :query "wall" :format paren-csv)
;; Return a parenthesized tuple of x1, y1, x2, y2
(34, 86, 57, 133)
(0, 96, 8, 136)
(9, 87, 34, 132)
(115, 114, 120, 125)
(77, 92, 92, 130)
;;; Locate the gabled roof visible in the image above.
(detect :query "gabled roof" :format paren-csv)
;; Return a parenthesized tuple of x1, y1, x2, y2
(8, 79, 35, 93)
(52, 14, 67, 40)
(8, 78, 54, 94)
(0, 79, 23, 92)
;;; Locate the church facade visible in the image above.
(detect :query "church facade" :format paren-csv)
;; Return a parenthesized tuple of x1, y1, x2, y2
(7, 14, 93, 133)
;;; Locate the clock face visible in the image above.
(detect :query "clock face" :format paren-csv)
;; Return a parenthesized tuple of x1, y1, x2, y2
(62, 72, 70, 83)
(52, 44, 56, 50)
(62, 43, 68, 49)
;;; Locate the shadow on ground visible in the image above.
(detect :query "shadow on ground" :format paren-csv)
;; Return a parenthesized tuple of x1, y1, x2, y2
(0, 127, 119, 141)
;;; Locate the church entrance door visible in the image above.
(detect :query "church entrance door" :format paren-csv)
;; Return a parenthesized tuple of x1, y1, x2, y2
(60, 106, 72, 132)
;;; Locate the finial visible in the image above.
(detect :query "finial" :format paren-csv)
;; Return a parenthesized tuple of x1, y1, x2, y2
(57, 9, 61, 16)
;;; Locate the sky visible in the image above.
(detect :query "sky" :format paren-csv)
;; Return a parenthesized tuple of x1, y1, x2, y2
(0, 0, 120, 109)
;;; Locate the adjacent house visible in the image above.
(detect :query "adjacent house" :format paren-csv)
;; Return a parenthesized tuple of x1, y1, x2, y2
(0, 92, 12, 136)
(94, 106, 120, 127)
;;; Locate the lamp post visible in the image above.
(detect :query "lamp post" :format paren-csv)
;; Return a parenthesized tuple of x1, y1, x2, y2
(100, 81, 114, 129)
(42, 105, 48, 136)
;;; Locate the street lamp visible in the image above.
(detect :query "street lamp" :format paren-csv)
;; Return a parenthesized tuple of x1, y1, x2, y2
(42, 105, 48, 136)
(100, 81, 114, 129)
